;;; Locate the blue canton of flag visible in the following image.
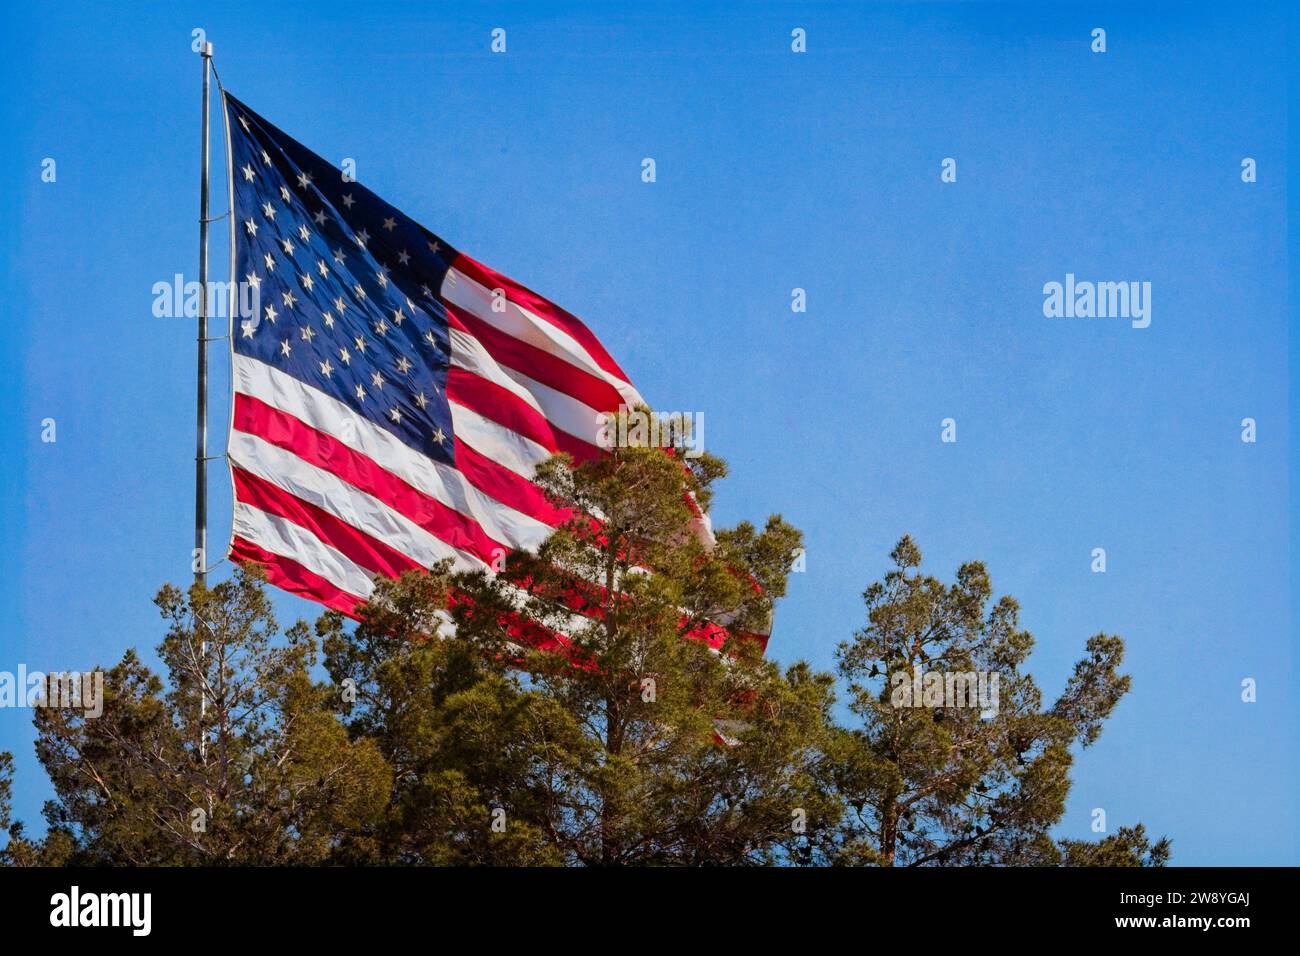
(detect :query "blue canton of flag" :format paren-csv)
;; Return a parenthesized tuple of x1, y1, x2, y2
(227, 93, 456, 466)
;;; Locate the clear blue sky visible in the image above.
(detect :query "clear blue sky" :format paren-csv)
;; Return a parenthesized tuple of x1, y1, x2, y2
(1, 1, 1294, 865)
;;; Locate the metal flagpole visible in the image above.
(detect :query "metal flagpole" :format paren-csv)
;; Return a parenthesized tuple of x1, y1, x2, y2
(196, 41, 214, 763)
(196, 40, 213, 590)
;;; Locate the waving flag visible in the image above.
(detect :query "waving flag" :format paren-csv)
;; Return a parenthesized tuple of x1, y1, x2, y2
(222, 92, 660, 619)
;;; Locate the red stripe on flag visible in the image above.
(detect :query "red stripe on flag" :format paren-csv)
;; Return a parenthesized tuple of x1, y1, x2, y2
(449, 253, 633, 385)
(230, 536, 365, 616)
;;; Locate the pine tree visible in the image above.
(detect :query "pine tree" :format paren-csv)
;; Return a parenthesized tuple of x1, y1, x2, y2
(324, 440, 840, 865)
(314, 566, 568, 865)
(19, 573, 390, 864)
(829, 535, 1167, 866)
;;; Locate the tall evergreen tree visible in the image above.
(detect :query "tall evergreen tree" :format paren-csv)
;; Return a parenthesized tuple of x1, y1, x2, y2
(828, 535, 1166, 866)
(315, 566, 568, 865)
(17, 573, 390, 864)
(327, 439, 840, 865)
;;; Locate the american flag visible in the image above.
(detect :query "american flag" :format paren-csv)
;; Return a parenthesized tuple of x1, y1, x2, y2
(222, 93, 706, 635)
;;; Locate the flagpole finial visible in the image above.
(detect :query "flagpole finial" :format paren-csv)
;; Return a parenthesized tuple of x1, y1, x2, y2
(202, 41, 214, 58)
